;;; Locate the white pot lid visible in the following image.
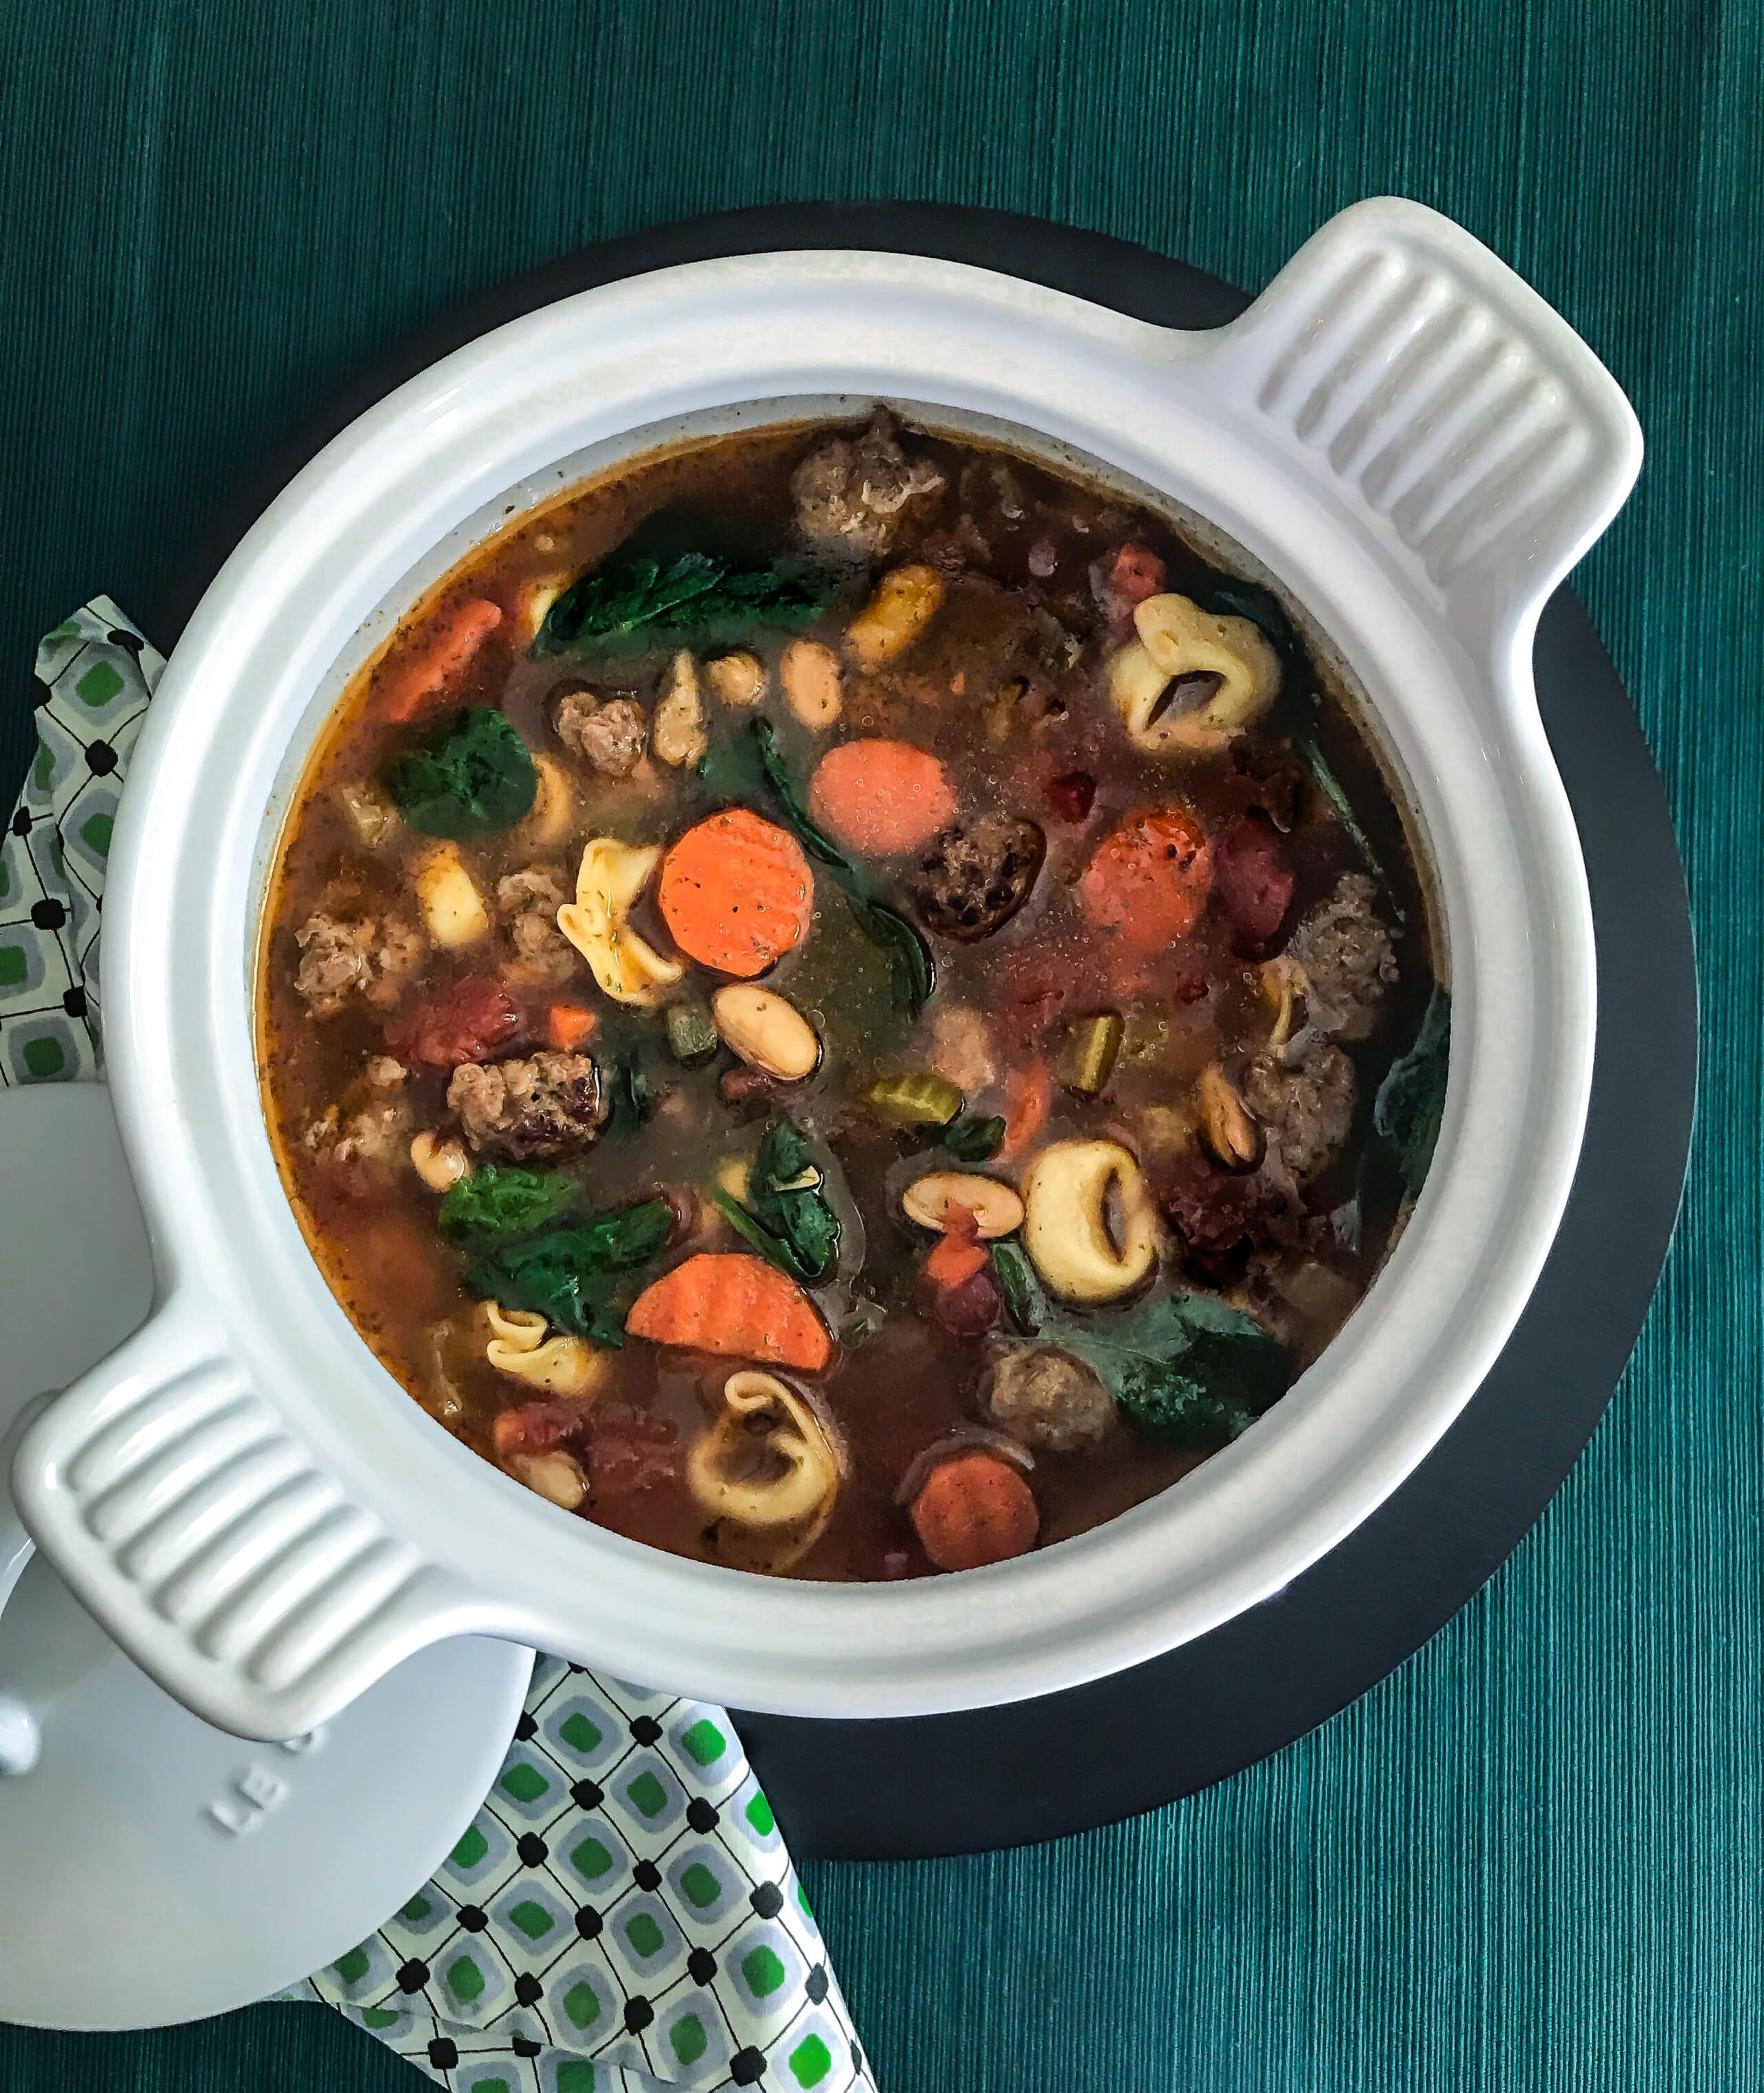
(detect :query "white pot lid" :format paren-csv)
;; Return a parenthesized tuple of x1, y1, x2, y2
(0, 1082, 533, 2031)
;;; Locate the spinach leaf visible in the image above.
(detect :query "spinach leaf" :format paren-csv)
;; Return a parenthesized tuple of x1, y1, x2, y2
(438, 1165, 580, 1243)
(708, 1185, 792, 1265)
(710, 1120, 842, 1286)
(463, 1197, 674, 1344)
(840, 1303, 887, 1349)
(382, 707, 537, 837)
(535, 551, 837, 658)
(988, 1274, 1291, 1451)
(748, 1119, 841, 1285)
(1298, 735, 1387, 886)
(1192, 575, 1303, 673)
(942, 1114, 1006, 1163)
(616, 1050, 653, 1129)
(1372, 983, 1451, 1197)
(752, 717, 849, 868)
(989, 1241, 1047, 1335)
(751, 719, 936, 1019)
(845, 895, 935, 1020)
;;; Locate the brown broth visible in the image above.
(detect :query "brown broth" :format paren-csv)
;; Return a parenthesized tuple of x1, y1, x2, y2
(258, 414, 1439, 1582)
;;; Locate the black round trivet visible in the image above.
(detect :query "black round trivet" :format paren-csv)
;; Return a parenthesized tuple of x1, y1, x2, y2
(150, 203, 1696, 1864)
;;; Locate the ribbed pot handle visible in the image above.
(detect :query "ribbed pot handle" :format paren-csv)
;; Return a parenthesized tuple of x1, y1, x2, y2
(0, 1402, 43, 1775)
(10, 1296, 474, 1742)
(1194, 196, 1643, 639)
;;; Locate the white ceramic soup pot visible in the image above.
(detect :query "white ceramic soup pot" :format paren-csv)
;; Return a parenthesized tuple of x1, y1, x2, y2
(12, 199, 1639, 1738)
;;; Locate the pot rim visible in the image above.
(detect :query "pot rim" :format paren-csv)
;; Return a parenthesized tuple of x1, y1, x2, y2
(12, 203, 1639, 1731)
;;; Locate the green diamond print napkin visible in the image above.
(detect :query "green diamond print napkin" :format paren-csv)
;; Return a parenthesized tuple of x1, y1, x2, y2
(6, 601, 876, 2093)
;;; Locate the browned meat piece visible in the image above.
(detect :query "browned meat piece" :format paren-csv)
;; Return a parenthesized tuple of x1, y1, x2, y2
(912, 815, 1045, 942)
(496, 866, 576, 983)
(790, 411, 945, 558)
(1243, 1037, 1356, 1178)
(925, 1005, 996, 1093)
(294, 914, 369, 1014)
(555, 692, 647, 777)
(920, 512, 994, 575)
(1289, 873, 1397, 1039)
(294, 910, 425, 1016)
(983, 1345, 1114, 1451)
(1156, 1151, 1299, 1285)
(363, 917, 426, 1009)
(449, 1051, 607, 1159)
(301, 1093, 412, 1174)
(1245, 1256, 1362, 1367)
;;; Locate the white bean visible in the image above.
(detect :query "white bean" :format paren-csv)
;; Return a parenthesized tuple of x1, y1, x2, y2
(780, 639, 843, 728)
(711, 984, 821, 1081)
(410, 1130, 470, 1191)
(845, 564, 945, 669)
(901, 1171, 1025, 1238)
(414, 842, 489, 946)
(705, 651, 767, 707)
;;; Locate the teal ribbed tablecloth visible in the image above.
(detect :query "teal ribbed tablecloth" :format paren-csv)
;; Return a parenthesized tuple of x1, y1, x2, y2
(3, 3, 1758, 2089)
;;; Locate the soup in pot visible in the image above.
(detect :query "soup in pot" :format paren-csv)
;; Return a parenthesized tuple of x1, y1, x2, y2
(258, 411, 1446, 1580)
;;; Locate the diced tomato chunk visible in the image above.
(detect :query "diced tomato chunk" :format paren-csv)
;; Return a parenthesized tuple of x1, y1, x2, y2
(492, 1402, 584, 1462)
(385, 973, 522, 1070)
(1044, 770, 1096, 823)
(930, 1265, 1004, 1336)
(1100, 542, 1166, 621)
(1213, 813, 1294, 952)
(586, 1402, 679, 1496)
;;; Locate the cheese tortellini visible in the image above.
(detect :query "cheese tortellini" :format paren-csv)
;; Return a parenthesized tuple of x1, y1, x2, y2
(483, 1301, 613, 1400)
(687, 1371, 843, 1573)
(1107, 591, 1282, 757)
(557, 837, 685, 1007)
(1021, 1139, 1158, 1305)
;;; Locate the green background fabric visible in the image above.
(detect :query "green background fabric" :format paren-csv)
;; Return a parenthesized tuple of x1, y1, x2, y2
(2, 1, 1758, 2087)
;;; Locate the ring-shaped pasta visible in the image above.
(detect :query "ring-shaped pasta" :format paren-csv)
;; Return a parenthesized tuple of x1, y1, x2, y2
(713, 1493, 838, 1575)
(483, 1300, 612, 1400)
(1107, 591, 1282, 757)
(687, 1370, 842, 1533)
(557, 837, 685, 1007)
(1021, 1139, 1159, 1305)
(519, 753, 575, 848)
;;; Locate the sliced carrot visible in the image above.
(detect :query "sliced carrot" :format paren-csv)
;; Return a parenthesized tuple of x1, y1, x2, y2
(807, 739, 956, 856)
(656, 809, 814, 979)
(626, 1253, 832, 1372)
(1078, 806, 1213, 952)
(544, 1001, 598, 1052)
(924, 1207, 988, 1289)
(910, 1452, 1040, 1572)
(999, 1056, 1053, 1159)
(378, 598, 504, 724)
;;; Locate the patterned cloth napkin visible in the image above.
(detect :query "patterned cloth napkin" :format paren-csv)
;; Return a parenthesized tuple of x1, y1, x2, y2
(2, 600, 876, 2093)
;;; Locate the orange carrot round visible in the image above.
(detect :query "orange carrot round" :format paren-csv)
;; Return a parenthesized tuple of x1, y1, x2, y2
(910, 1452, 1040, 1572)
(808, 739, 956, 856)
(1078, 806, 1212, 951)
(626, 1253, 832, 1372)
(378, 598, 503, 723)
(657, 810, 814, 978)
